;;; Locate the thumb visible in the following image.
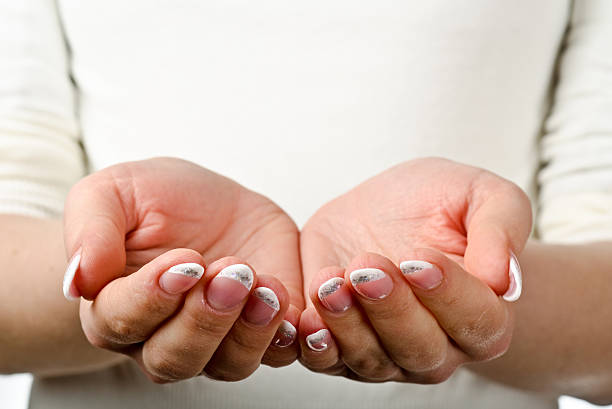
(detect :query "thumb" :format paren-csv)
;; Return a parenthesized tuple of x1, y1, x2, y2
(62, 174, 131, 300)
(463, 181, 532, 299)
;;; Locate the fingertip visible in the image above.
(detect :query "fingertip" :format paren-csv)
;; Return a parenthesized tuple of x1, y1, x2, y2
(308, 266, 345, 305)
(345, 253, 398, 301)
(502, 251, 522, 302)
(464, 228, 511, 295)
(124, 248, 207, 299)
(62, 248, 82, 301)
(205, 257, 256, 312)
(298, 307, 325, 336)
(75, 237, 127, 300)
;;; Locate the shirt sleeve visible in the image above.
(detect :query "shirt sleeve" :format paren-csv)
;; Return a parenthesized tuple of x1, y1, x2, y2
(0, 0, 85, 219)
(537, 0, 612, 243)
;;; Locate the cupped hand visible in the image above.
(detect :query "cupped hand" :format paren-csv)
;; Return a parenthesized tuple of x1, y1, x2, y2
(62, 157, 302, 381)
(298, 157, 532, 382)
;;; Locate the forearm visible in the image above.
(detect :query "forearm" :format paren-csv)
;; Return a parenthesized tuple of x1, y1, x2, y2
(0, 215, 124, 377)
(468, 240, 612, 404)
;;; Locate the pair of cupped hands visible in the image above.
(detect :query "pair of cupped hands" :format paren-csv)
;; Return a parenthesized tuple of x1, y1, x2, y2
(62, 157, 531, 384)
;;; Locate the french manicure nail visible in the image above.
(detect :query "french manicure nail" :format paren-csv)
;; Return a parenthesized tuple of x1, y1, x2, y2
(62, 248, 82, 301)
(273, 320, 297, 347)
(400, 260, 443, 290)
(503, 252, 522, 302)
(306, 329, 331, 352)
(318, 277, 352, 312)
(159, 263, 204, 294)
(206, 264, 254, 310)
(244, 287, 280, 326)
(349, 268, 393, 300)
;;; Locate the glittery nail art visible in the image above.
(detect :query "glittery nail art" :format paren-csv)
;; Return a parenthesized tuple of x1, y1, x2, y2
(306, 329, 330, 352)
(349, 268, 386, 285)
(254, 287, 280, 311)
(274, 320, 297, 347)
(318, 277, 345, 300)
(400, 260, 435, 275)
(217, 264, 254, 290)
(349, 268, 393, 299)
(164, 263, 204, 279)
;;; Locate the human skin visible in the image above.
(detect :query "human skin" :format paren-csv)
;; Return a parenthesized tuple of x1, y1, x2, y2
(298, 158, 612, 403)
(297, 158, 531, 381)
(62, 157, 303, 382)
(2, 157, 612, 403)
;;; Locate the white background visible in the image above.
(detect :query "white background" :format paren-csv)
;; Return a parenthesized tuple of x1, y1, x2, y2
(1, 374, 610, 409)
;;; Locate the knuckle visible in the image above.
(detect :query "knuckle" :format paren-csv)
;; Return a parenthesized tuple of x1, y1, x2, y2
(299, 356, 336, 373)
(183, 307, 230, 340)
(145, 351, 197, 382)
(105, 315, 137, 343)
(146, 374, 174, 385)
(394, 341, 447, 373)
(343, 356, 397, 381)
(417, 366, 455, 384)
(225, 329, 261, 356)
(204, 365, 255, 382)
(456, 306, 512, 361)
(83, 329, 114, 350)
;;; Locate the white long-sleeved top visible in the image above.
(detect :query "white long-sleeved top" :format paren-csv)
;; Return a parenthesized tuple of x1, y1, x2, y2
(1, 1, 611, 408)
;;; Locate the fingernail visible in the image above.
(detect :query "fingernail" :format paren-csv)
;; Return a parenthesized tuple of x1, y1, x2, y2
(206, 264, 254, 311)
(159, 263, 204, 294)
(62, 248, 82, 301)
(349, 268, 393, 300)
(400, 260, 443, 290)
(318, 277, 352, 312)
(273, 320, 297, 347)
(306, 329, 331, 352)
(243, 287, 280, 326)
(503, 251, 522, 302)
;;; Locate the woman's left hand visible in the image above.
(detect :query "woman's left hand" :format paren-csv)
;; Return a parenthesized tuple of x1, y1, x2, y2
(297, 157, 532, 382)
(300, 250, 513, 383)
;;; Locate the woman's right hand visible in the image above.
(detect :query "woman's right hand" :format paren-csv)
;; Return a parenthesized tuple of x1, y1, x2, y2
(62, 157, 303, 382)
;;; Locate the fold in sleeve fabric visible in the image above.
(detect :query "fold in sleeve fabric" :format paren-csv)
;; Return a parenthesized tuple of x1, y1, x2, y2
(0, 0, 85, 219)
(538, 0, 612, 243)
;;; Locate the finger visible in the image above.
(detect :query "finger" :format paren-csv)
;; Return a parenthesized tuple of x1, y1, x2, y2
(464, 174, 532, 297)
(298, 307, 345, 375)
(300, 220, 347, 307)
(63, 170, 134, 300)
(203, 275, 289, 381)
(139, 257, 255, 381)
(80, 248, 205, 350)
(262, 304, 300, 367)
(233, 204, 304, 311)
(345, 252, 451, 373)
(310, 267, 400, 381)
(400, 248, 513, 361)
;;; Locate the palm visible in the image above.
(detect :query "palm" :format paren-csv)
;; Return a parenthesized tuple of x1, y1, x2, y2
(70, 157, 303, 306)
(300, 158, 528, 293)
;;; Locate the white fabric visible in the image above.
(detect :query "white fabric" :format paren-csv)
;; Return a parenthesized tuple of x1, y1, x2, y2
(1, 0, 611, 408)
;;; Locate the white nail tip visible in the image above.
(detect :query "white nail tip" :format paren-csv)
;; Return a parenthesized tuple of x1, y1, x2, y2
(274, 320, 297, 347)
(254, 287, 280, 311)
(503, 252, 522, 302)
(349, 268, 386, 286)
(399, 260, 435, 275)
(217, 264, 254, 290)
(62, 250, 81, 301)
(318, 277, 345, 301)
(306, 329, 330, 352)
(165, 263, 204, 279)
